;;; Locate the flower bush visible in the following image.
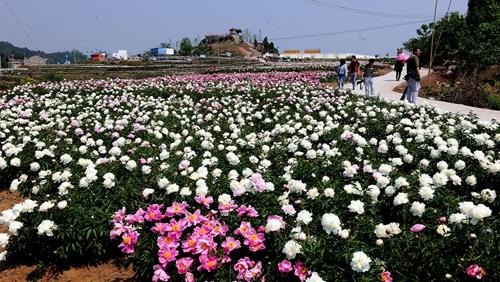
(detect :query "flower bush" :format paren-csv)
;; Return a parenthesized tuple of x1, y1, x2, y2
(0, 71, 498, 281)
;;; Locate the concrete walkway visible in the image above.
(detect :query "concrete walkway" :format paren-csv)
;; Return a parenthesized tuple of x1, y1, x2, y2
(344, 69, 500, 121)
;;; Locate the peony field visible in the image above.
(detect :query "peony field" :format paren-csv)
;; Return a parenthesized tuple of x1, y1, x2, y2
(0, 71, 498, 281)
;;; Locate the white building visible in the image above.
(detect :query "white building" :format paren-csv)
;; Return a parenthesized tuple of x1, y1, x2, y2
(111, 50, 128, 60)
(280, 52, 375, 60)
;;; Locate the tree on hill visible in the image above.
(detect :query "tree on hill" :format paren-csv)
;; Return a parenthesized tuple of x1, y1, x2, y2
(179, 38, 193, 56)
(0, 41, 86, 64)
(262, 37, 279, 54)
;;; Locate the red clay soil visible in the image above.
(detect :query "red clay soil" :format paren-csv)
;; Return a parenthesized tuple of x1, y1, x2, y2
(0, 191, 135, 281)
(0, 263, 135, 282)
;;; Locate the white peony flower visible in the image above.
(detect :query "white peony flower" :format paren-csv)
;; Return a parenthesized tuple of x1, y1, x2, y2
(8, 221, 23, 235)
(350, 251, 372, 272)
(0, 233, 10, 248)
(321, 213, 341, 235)
(393, 192, 409, 206)
(410, 201, 426, 217)
(142, 188, 155, 198)
(419, 186, 435, 201)
(307, 188, 320, 199)
(296, 210, 313, 225)
(282, 240, 302, 259)
(454, 160, 466, 170)
(374, 223, 402, 238)
(39, 201, 55, 212)
(306, 272, 326, 282)
(37, 220, 57, 236)
(470, 204, 492, 225)
(324, 188, 335, 198)
(436, 224, 451, 237)
(466, 175, 477, 186)
(480, 189, 496, 203)
(348, 200, 365, 214)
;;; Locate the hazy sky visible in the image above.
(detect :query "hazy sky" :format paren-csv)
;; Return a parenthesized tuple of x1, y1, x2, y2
(1, 0, 468, 56)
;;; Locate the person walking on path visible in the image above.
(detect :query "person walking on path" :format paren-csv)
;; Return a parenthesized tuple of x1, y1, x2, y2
(337, 59, 348, 89)
(363, 59, 376, 97)
(405, 47, 421, 104)
(394, 60, 404, 81)
(348, 55, 360, 90)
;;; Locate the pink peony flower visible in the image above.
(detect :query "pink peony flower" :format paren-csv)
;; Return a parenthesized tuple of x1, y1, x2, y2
(151, 222, 169, 235)
(145, 205, 164, 222)
(293, 261, 310, 282)
(278, 260, 293, 273)
(243, 232, 266, 252)
(118, 231, 139, 254)
(179, 160, 190, 170)
(410, 224, 426, 233)
(176, 257, 194, 275)
(466, 264, 487, 279)
(181, 235, 198, 254)
(152, 265, 170, 282)
(125, 208, 145, 224)
(184, 272, 195, 282)
(250, 173, 267, 192)
(194, 196, 213, 208)
(112, 207, 126, 223)
(234, 257, 255, 275)
(110, 223, 128, 239)
(166, 218, 187, 235)
(381, 271, 393, 282)
(165, 202, 188, 217)
(235, 221, 256, 237)
(158, 247, 179, 267)
(157, 234, 180, 250)
(198, 255, 218, 272)
(195, 236, 217, 255)
(185, 210, 204, 227)
(222, 237, 241, 254)
(218, 201, 238, 214)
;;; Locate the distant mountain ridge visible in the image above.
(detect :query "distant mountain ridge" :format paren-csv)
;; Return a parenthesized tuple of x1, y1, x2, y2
(0, 41, 86, 64)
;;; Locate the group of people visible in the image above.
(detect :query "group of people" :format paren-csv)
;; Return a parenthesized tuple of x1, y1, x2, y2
(337, 55, 376, 97)
(337, 47, 422, 104)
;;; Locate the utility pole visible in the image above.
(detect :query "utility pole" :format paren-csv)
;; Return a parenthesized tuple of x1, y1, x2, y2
(428, 0, 439, 86)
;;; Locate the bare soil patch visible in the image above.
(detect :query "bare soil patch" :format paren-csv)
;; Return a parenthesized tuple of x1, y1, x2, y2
(0, 262, 134, 282)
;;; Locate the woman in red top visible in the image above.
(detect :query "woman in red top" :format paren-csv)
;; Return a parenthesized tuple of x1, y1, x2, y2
(348, 56, 360, 90)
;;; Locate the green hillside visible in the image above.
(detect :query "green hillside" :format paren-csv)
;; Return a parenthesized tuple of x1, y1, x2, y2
(0, 41, 87, 64)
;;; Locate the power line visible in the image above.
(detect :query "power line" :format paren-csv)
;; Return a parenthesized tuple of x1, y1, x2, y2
(298, 0, 433, 19)
(3, 0, 38, 51)
(270, 19, 432, 41)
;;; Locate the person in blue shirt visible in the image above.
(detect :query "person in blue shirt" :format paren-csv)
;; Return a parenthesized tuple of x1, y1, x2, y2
(337, 59, 348, 89)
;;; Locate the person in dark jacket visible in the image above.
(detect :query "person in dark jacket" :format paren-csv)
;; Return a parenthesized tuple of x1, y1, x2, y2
(394, 60, 404, 81)
(363, 59, 376, 96)
(405, 47, 421, 104)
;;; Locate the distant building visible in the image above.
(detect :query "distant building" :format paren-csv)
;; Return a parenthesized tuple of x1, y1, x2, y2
(304, 49, 321, 55)
(23, 55, 47, 66)
(111, 50, 128, 60)
(280, 50, 374, 60)
(8, 56, 24, 69)
(151, 48, 175, 56)
(90, 52, 107, 62)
